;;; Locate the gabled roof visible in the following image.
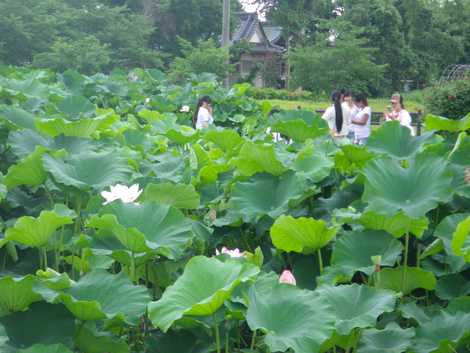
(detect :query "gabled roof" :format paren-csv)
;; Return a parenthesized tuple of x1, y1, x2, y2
(232, 12, 284, 53)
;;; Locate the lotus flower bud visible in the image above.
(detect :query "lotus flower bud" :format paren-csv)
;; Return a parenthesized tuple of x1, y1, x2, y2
(371, 255, 382, 273)
(279, 270, 296, 285)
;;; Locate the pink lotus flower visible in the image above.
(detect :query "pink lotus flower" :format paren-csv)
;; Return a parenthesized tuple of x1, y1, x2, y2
(279, 270, 296, 285)
(215, 247, 245, 258)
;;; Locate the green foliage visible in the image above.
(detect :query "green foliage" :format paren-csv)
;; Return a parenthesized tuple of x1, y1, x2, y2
(425, 79, 470, 120)
(0, 67, 469, 353)
(290, 20, 385, 95)
(168, 38, 231, 83)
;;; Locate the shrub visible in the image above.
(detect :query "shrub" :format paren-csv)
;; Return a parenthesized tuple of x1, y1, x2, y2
(425, 79, 470, 119)
(247, 87, 314, 101)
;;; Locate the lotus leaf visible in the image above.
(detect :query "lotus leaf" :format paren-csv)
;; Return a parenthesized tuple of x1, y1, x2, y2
(376, 267, 437, 294)
(362, 153, 453, 218)
(88, 201, 194, 257)
(330, 230, 402, 277)
(5, 146, 48, 189)
(270, 215, 337, 254)
(412, 310, 470, 353)
(367, 121, 434, 159)
(18, 344, 74, 353)
(0, 106, 36, 130)
(246, 274, 335, 353)
(56, 95, 94, 119)
(359, 211, 429, 238)
(148, 256, 259, 332)
(0, 302, 75, 348)
(142, 182, 200, 209)
(36, 111, 118, 138)
(358, 322, 415, 353)
(318, 284, 397, 335)
(451, 216, 470, 261)
(34, 270, 150, 324)
(231, 141, 287, 176)
(74, 324, 130, 353)
(43, 150, 131, 190)
(229, 172, 316, 223)
(5, 205, 75, 248)
(0, 275, 41, 315)
(425, 113, 470, 132)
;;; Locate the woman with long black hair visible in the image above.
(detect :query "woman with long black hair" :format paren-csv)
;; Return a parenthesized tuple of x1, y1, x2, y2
(193, 96, 214, 129)
(321, 91, 349, 138)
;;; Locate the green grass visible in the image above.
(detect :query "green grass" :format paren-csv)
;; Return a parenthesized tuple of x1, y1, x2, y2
(263, 98, 425, 113)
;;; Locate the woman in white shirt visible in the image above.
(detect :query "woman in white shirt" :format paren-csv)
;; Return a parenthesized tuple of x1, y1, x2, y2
(351, 93, 371, 145)
(322, 91, 349, 138)
(193, 96, 214, 130)
(384, 93, 414, 135)
(341, 90, 355, 140)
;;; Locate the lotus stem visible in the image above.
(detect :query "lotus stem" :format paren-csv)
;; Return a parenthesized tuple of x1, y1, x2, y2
(130, 252, 136, 284)
(250, 330, 257, 351)
(42, 247, 48, 269)
(213, 315, 221, 353)
(401, 233, 410, 294)
(225, 330, 229, 353)
(317, 248, 324, 274)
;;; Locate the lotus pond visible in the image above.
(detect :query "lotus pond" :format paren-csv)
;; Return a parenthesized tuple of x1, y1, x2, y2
(0, 67, 469, 353)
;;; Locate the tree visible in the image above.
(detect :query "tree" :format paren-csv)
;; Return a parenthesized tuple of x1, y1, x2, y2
(168, 38, 232, 83)
(289, 20, 385, 95)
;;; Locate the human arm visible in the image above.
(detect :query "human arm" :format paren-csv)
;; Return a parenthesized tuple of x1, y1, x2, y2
(352, 109, 370, 126)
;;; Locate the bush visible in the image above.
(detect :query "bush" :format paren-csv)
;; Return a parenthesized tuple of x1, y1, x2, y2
(247, 87, 314, 101)
(425, 79, 470, 119)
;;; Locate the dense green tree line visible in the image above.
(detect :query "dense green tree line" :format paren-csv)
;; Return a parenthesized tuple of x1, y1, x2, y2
(0, 0, 468, 94)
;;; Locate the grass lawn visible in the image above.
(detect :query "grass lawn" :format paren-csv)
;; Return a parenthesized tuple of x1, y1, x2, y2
(263, 98, 425, 113)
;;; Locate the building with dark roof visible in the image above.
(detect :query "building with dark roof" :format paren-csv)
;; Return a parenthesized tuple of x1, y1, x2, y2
(231, 12, 286, 88)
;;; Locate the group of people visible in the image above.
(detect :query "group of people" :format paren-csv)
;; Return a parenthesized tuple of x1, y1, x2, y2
(321, 90, 414, 145)
(189, 91, 414, 146)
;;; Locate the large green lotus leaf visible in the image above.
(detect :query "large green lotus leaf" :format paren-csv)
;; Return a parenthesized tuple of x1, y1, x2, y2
(56, 95, 95, 120)
(5, 205, 75, 248)
(367, 121, 434, 159)
(36, 111, 118, 138)
(330, 230, 402, 277)
(318, 284, 397, 335)
(451, 216, 470, 262)
(0, 302, 75, 349)
(148, 256, 260, 332)
(435, 274, 470, 300)
(4, 146, 48, 189)
(358, 211, 429, 238)
(148, 330, 205, 353)
(164, 127, 200, 145)
(43, 150, 131, 190)
(270, 215, 337, 254)
(231, 141, 287, 176)
(0, 106, 37, 130)
(8, 130, 52, 158)
(434, 214, 469, 271)
(358, 322, 415, 353)
(448, 134, 470, 197)
(146, 152, 189, 183)
(425, 113, 470, 132)
(334, 144, 375, 174)
(18, 344, 74, 353)
(74, 324, 130, 353)
(203, 128, 243, 153)
(246, 273, 335, 353)
(229, 172, 316, 223)
(376, 267, 437, 295)
(269, 110, 329, 141)
(88, 202, 194, 257)
(292, 143, 334, 182)
(35, 270, 150, 324)
(0, 175, 6, 202)
(0, 275, 41, 315)
(362, 153, 453, 218)
(142, 182, 200, 209)
(412, 311, 470, 353)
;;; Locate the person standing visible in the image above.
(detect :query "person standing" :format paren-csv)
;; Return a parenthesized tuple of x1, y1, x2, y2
(384, 93, 414, 135)
(341, 89, 354, 140)
(193, 96, 214, 130)
(351, 93, 371, 145)
(322, 91, 349, 138)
